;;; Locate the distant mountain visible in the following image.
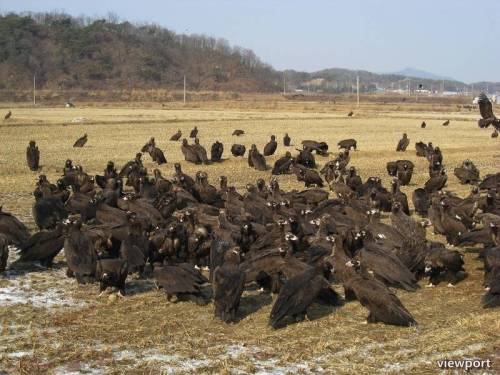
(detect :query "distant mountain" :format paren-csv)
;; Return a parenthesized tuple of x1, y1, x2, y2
(391, 68, 455, 82)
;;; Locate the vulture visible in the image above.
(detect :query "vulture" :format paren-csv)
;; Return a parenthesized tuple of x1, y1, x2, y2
(26, 141, 40, 171)
(63, 217, 97, 284)
(263, 135, 278, 156)
(283, 133, 291, 146)
(213, 248, 245, 323)
(421, 121, 426, 128)
(0, 234, 8, 272)
(269, 265, 342, 328)
(296, 147, 316, 169)
(149, 146, 167, 165)
(301, 140, 328, 156)
(211, 141, 224, 162)
(343, 260, 417, 326)
(396, 133, 410, 152)
(424, 247, 467, 287)
(442, 120, 450, 126)
(16, 224, 64, 267)
(347, 111, 354, 117)
(189, 126, 198, 138)
(192, 138, 209, 164)
(181, 139, 200, 163)
(477, 93, 500, 130)
(492, 130, 499, 138)
(338, 139, 357, 151)
(424, 169, 447, 193)
(0, 207, 30, 247)
(153, 263, 208, 304)
(415, 141, 428, 157)
(73, 134, 88, 148)
(454, 159, 480, 184)
(483, 267, 500, 308)
(96, 258, 128, 296)
(231, 144, 246, 157)
(170, 129, 182, 141)
(4, 110, 12, 120)
(412, 188, 430, 217)
(232, 129, 245, 136)
(272, 152, 294, 175)
(248, 145, 267, 171)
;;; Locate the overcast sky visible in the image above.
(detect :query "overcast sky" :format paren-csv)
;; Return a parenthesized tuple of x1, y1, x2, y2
(2, 0, 499, 82)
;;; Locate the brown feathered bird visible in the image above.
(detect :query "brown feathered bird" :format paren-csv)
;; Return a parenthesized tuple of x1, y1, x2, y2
(189, 126, 198, 138)
(421, 121, 426, 128)
(442, 120, 450, 126)
(213, 248, 245, 323)
(347, 111, 354, 117)
(26, 140, 40, 171)
(478, 93, 500, 130)
(396, 133, 410, 152)
(170, 129, 182, 141)
(73, 134, 88, 147)
(232, 129, 245, 136)
(4, 111, 12, 120)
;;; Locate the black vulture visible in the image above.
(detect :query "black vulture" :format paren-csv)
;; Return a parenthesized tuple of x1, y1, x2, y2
(26, 141, 40, 171)
(189, 126, 198, 138)
(424, 169, 447, 193)
(231, 144, 246, 157)
(0, 234, 8, 272)
(213, 248, 245, 323)
(96, 258, 128, 296)
(232, 129, 245, 136)
(149, 146, 167, 165)
(412, 188, 430, 217)
(248, 144, 267, 171)
(421, 121, 426, 128)
(301, 140, 328, 156)
(272, 152, 294, 175)
(263, 135, 278, 156)
(442, 120, 450, 126)
(347, 111, 354, 117)
(16, 224, 64, 267)
(181, 139, 200, 163)
(453, 159, 480, 184)
(73, 134, 88, 147)
(153, 263, 208, 304)
(63, 217, 97, 284)
(211, 141, 224, 162)
(269, 266, 342, 328)
(337, 139, 357, 151)
(343, 260, 417, 326)
(477, 93, 500, 130)
(170, 129, 182, 141)
(424, 247, 467, 287)
(396, 133, 410, 152)
(296, 147, 316, 169)
(192, 138, 209, 164)
(4, 110, 12, 120)
(0, 207, 30, 247)
(283, 133, 291, 146)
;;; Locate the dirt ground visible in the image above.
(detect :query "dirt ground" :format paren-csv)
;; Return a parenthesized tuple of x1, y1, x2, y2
(0, 96, 499, 374)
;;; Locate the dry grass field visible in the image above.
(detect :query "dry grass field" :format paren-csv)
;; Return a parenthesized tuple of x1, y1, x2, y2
(0, 96, 499, 374)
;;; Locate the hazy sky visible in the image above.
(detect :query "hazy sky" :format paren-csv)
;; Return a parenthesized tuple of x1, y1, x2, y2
(2, 0, 499, 82)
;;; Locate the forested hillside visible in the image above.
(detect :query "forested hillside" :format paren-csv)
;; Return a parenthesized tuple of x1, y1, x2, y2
(0, 12, 279, 91)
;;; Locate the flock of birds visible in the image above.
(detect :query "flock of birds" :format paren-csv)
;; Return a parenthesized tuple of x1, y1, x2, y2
(0, 93, 499, 329)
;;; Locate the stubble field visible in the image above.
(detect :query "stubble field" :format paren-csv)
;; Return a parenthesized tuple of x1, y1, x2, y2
(0, 97, 499, 374)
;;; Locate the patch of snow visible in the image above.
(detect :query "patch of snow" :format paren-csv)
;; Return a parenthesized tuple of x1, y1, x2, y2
(7, 350, 34, 358)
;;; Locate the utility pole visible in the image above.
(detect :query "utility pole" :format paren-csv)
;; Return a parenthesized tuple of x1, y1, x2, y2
(356, 74, 360, 108)
(183, 75, 186, 104)
(442, 79, 444, 95)
(407, 78, 411, 96)
(33, 74, 36, 106)
(283, 73, 286, 95)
